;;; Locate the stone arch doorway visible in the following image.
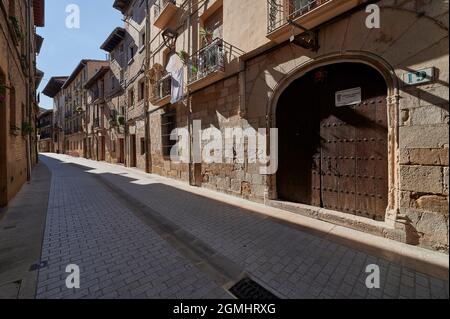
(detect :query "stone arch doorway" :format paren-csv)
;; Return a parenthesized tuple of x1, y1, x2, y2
(276, 62, 389, 221)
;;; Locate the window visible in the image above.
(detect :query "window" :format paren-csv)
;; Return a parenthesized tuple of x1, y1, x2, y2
(9, 87, 16, 129)
(128, 88, 134, 107)
(161, 112, 176, 157)
(202, 8, 223, 47)
(138, 80, 145, 101)
(139, 30, 146, 51)
(140, 138, 145, 155)
(128, 45, 135, 63)
(120, 70, 124, 83)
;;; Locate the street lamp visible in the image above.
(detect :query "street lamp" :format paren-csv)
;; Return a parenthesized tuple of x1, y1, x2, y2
(162, 28, 178, 49)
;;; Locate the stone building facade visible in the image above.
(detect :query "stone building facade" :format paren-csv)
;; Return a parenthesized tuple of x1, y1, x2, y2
(60, 60, 109, 158)
(143, 0, 449, 252)
(37, 109, 53, 153)
(0, 0, 45, 206)
(42, 76, 68, 154)
(113, 0, 148, 171)
(84, 65, 126, 164)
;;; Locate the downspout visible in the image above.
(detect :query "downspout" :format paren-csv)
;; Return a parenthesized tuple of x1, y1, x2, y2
(144, 0, 151, 173)
(26, 0, 32, 181)
(187, 0, 195, 186)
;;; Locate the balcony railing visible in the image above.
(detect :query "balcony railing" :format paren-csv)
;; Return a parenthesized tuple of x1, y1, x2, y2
(268, 0, 331, 34)
(188, 38, 226, 84)
(39, 120, 51, 128)
(152, 74, 172, 102)
(154, 0, 178, 29)
(40, 133, 52, 140)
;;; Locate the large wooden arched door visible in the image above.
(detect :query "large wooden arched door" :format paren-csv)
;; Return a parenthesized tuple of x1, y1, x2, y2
(277, 63, 388, 221)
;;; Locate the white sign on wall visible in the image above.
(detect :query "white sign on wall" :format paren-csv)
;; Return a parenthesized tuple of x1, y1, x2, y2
(403, 68, 435, 86)
(335, 87, 362, 107)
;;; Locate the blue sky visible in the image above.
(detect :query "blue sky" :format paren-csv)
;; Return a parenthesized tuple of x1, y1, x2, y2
(37, 0, 122, 109)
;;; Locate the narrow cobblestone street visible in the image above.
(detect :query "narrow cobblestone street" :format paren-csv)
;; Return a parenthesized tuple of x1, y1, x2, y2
(33, 154, 449, 299)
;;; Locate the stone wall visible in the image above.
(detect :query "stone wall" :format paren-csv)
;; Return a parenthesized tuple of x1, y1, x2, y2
(0, 1, 32, 206)
(66, 133, 84, 158)
(149, 103, 189, 181)
(242, 2, 449, 252)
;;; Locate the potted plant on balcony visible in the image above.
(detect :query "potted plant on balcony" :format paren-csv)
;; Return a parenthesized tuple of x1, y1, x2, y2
(177, 50, 198, 81)
(199, 27, 214, 45)
(109, 118, 117, 127)
(117, 115, 125, 126)
(22, 122, 33, 135)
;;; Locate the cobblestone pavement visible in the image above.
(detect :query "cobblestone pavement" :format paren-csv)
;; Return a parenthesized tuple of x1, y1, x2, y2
(37, 154, 449, 299)
(36, 156, 229, 299)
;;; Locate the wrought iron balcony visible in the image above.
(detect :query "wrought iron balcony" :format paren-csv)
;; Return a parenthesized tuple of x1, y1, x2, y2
(154, 0, 178, 29)
(187, 38, 244, 91)
(187, 39, 225, 85)
(39, 133, 52, 140)
(151, 74, 172, 106)
(267, 0, 359, 41)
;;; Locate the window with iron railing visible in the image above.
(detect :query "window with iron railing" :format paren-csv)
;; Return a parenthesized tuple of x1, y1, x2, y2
(267, 0, 330, 34)
(153, 74, 172, 101)
(188, 38, 225, 84)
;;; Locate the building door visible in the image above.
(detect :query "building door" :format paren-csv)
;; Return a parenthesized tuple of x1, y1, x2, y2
(277, 63, 388, 220)
(118, 139, 125, 164)
(130, 135, 137, 167)
(100, 136, 105, 161)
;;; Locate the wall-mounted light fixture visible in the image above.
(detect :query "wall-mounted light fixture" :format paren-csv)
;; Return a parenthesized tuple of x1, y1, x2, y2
(162, 28, 178, 49)
(288, 20, 319, 52)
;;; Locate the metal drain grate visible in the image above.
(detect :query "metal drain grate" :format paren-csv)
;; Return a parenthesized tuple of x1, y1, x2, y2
(229, 277, 279, 300)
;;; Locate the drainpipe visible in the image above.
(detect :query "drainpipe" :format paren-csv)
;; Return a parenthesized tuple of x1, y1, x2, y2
(144, 0, 152, 173)
(26, 0, 32, 181)
(187, 0, 195, 186)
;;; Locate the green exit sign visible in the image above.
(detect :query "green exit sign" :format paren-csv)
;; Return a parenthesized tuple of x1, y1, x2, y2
(403, 67, 435, 86)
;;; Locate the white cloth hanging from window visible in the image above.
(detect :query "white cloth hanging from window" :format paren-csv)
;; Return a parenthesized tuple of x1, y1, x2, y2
(170, 67, 184, 104)
(166, 54, 184, 104)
